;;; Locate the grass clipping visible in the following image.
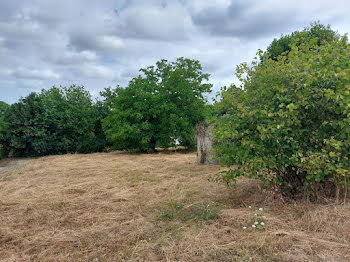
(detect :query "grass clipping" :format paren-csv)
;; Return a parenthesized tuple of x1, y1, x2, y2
(0, 152, 350, 261)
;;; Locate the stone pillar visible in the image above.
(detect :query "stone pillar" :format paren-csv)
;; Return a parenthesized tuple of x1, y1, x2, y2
(196, 123, 217, 165)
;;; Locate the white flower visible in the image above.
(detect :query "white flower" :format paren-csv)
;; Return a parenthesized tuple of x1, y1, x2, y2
(248, 206, 251, 209)
(252, 225, 256, 228)
(259, 208, 263, 211)
(255, 221, 259, 225)
(260, 222, 265, 226)
(262, 216, 266, 219)
(254, 213, 257, 216)
(242, 226, 247, 230)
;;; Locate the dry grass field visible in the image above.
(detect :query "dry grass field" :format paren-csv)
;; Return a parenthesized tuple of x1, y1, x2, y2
(0, 151, 350, 261)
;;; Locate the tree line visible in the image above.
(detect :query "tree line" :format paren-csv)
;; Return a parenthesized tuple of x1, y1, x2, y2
(0, 58, 212, 157)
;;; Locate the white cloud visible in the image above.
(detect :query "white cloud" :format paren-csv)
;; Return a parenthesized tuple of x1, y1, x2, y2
(79, 64, 117, 80)
(99, 36, 124, 50)
(13, 67, 60, 80)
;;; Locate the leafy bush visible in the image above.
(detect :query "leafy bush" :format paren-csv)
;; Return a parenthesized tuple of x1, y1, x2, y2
(214, 28, 350, 200)
(102, 58, 212, 152)
(2, 86, 107, 157)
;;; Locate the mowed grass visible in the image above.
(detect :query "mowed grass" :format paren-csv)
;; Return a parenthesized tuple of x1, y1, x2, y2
(0, 152, 350, 262)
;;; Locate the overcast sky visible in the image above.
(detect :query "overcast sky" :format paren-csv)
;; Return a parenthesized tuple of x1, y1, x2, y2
(1, 0, 350, 104)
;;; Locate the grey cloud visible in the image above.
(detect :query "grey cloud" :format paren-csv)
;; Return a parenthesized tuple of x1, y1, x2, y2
(45, 50, 97, 65)
(114, 3, 190, 41)
(1, 0, 350, 104)
(191, 0, 302, 39)
(190, 0, 350, 39)
(69, 33, 124, 53)
(0, 0, 24, 22)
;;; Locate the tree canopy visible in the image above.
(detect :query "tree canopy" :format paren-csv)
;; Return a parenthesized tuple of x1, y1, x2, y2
(264, 22, 339, 61)
(102, 58, 212, 152)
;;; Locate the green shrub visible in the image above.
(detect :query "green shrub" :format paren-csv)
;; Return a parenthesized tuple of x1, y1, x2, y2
(214, 30, 350, 200)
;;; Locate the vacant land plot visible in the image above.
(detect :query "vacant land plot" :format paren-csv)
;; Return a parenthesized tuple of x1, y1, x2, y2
(0, 152, 349, 261)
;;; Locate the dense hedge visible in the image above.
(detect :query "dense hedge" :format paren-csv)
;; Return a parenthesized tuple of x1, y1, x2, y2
(0, 86, 107, 157)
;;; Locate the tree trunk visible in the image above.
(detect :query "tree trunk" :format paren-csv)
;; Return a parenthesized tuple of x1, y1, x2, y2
(196, 123, 217, 165)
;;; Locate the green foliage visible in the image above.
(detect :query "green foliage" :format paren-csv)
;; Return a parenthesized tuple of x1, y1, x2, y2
(3, 86, 107, 157)
(102, 57, 212, 152)
(0, 101, 9, 159)
(213, 84, 242, 117)
(214, 29, 350, 199)
(265, 22, 339, 61)
(265, 34, 293, 61)
(158, 200, 184, 220)
(0, 146, 5, 160)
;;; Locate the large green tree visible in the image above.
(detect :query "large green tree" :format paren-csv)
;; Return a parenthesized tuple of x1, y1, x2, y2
(214, 27, 350, 200)
(103, 58, 212, 152)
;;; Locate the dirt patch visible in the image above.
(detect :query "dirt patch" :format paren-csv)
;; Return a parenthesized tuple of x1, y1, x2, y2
(0, 152, 349, 261)
(0, 158, 11, 168)
(0, 158, 30, 181)
(0, 158, 30, 169)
